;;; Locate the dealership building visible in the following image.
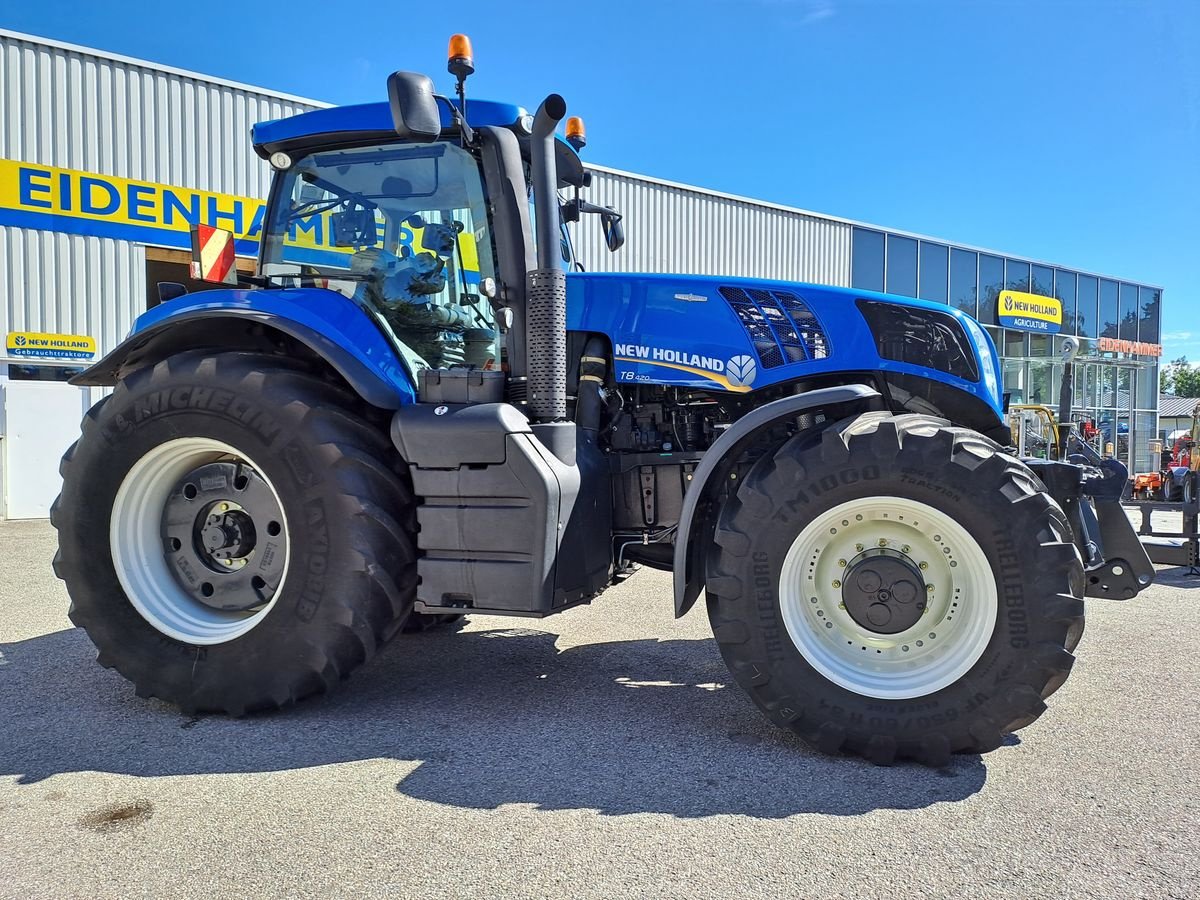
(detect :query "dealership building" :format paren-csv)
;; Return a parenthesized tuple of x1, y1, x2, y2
(0, 28, 1165, 518)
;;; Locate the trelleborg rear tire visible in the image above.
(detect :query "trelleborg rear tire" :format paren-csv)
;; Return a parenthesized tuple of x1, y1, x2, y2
(706, 413, 1085, 765)
(51, 351, 417, 714)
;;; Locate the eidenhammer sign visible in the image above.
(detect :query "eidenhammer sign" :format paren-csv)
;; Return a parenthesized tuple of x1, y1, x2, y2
(997, 290, 1063, 334)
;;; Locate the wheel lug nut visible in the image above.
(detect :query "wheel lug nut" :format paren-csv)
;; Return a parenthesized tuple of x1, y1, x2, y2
(837, 559, 847, 568)
(902, 545, 911, 553)
(220, 503, 229, 512)
(855, 543, 864, 552)
(222, 559, 233, 567)
(919, 561, 928, 570)
(878, 538, 888, 547)
(926, 584, 935, 593)
(832, 580, 842, 589)
(838, 602, 846, 609)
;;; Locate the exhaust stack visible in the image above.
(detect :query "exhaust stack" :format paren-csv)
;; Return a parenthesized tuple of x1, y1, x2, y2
(527, 94, 567, 423)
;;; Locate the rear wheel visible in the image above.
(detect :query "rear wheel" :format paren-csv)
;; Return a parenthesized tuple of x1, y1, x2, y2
(707, 413, 1085, 765)
(53, 352, 417, 714)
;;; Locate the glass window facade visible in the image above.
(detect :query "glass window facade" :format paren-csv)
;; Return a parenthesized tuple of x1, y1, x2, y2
(918, 242, 948, 303)
(1031, 264, 1053, 297)
(1055, 269, 1077, 335)
(1006, 259, 1031, 293)
(1139, 287, 1161, 344)
(845, 226, 1163, 478)
(886, 235, 918, 296)
(949, 248, 977, 317)
(979, 254, 1004, 325)
(1099, 279, 1119, 338)
(1077, 274, 1098, 339)
(1119, 283, 1138, 342)
(851, 227, 884, 292)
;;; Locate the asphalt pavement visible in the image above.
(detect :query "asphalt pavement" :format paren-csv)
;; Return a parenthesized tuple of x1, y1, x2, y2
(1, 517, 1197, 899)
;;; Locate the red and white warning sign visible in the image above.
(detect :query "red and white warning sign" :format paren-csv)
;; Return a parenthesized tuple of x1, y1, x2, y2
(189, 224, 238, 284)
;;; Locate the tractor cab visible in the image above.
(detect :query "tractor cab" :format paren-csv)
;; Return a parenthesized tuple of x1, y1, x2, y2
(258, 137, 502, 372)
(249, 55, 620, 404)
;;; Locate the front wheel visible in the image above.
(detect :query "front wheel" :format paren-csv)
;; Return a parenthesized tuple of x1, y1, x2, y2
(707, 413, 1085, 765)
(53, 352, 417, 714)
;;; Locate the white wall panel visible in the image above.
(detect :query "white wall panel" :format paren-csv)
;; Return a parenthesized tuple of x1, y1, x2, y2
(0, 30, 321, 191)
(0, 226, 144, 351)
(574, 166, 852, 287)
(0, 29, 326, 354)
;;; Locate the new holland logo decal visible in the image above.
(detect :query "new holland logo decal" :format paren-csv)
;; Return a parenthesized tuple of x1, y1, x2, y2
(726, 355, 757, 387)
(614, 343, 758, 392)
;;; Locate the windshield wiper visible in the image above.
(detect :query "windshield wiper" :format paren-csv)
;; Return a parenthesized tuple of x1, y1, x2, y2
(263, 271, 374, 284)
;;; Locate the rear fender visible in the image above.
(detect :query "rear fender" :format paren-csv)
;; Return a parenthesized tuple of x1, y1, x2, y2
(672, 384, 882, 617)
(71, 287, 418, 409)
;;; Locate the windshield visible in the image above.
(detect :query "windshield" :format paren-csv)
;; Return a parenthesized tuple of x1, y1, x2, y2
(262, 141, 499, 370)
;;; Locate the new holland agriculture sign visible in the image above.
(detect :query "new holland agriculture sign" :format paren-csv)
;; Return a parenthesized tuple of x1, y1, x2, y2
(997, 290, 1063, 334)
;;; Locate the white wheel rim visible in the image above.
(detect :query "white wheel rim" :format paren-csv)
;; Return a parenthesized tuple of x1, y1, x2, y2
(779, 496, 997, 700)
(109, 438, 290, 645)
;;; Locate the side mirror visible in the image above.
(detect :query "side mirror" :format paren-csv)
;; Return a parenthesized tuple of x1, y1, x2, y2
(157, 282, 187, 303)
(601, 210, 624, 252)
(387, 71, 441, 141)
(189, 224, 238, 285)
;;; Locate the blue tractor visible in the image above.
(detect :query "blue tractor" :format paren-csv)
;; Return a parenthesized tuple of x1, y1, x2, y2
(53, 38, 1153, 764)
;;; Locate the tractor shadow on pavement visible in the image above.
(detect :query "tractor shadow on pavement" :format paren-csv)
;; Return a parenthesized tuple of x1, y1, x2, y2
(0, 624, 989, 818)
(1150, 565, 1200, 590)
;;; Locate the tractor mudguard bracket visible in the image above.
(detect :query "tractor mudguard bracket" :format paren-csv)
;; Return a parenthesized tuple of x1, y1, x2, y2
(672, 384, 883, 617)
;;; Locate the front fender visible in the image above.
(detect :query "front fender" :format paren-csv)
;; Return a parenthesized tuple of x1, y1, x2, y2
(72, 287, 418, 409)
(672, 384, 882, 618)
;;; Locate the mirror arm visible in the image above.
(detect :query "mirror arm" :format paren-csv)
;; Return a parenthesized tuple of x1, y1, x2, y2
(560, 196, 618, 223)
(434, 93, 475, 147)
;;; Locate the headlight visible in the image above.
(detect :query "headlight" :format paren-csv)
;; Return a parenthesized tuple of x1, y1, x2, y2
(961, 315, 1001, 404)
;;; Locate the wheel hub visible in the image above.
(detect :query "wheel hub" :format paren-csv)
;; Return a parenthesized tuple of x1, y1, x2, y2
(841, 549, 926, 635)
(160, 461, 287, 613)
(199, 505, 257, 562)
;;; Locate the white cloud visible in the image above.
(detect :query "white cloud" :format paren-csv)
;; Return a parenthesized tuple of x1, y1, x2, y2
(797, 0, 835, 25)
(746, 0, 837, 26)
(1163, 331, 1193, 342)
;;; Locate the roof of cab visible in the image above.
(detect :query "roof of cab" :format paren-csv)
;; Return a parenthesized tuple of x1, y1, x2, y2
(252, 98, 527, 158)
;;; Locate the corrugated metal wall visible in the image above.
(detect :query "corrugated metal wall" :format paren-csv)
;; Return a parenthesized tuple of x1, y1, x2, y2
(0, 29, 323, 353)
(574, 165, 852, 286)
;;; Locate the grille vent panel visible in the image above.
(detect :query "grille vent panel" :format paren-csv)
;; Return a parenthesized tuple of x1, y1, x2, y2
(717, 286, 831, 369)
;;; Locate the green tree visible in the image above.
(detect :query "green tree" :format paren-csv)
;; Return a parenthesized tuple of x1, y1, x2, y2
(1161, 356, 1187, 393)
(1161, 357, 1200, 397)
(1175, 365, 1200, 398)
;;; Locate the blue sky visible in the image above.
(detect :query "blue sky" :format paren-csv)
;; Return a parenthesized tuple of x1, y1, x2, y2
(4, 1, 1198, 358)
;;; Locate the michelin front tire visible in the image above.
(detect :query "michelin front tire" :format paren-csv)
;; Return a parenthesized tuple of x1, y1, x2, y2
(52, 352, 417, 714)
(707, 413, 1085, 765)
